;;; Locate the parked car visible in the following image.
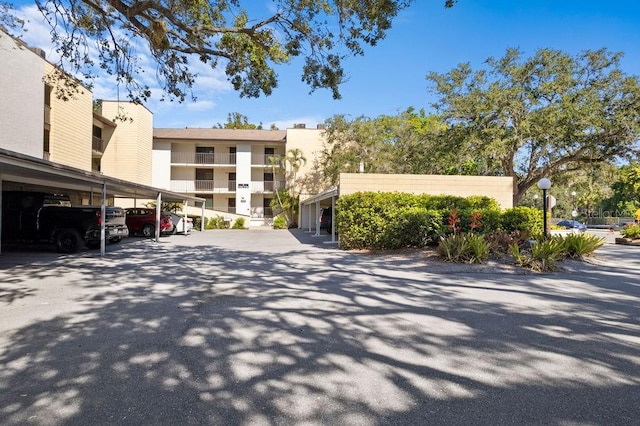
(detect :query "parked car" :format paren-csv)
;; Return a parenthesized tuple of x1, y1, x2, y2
(169, 213, 194, 234)
(125, 208, 173, 237)
(320, 207, 333, 234)
(556, 219, 587, 232)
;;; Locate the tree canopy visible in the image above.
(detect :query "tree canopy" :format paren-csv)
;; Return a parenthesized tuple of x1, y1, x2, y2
(427, 48, 640, 204)
(321, 108, 447, 184)
(214, 112, 262, 129)
(2, 0, 455, 102)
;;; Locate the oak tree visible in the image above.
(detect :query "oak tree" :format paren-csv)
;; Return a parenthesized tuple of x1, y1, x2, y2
(427, 48, 640, 204)
(3, 0, 455, 102)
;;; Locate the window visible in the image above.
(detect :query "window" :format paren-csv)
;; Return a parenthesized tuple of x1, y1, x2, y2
(195, 169, 213, 191)
(228, 172, 237, 191)
(229, 147, 236, 164)
(195, 146, 214, 163)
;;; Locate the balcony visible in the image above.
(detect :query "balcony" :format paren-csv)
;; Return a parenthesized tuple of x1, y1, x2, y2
(171, 152, 236, 165)
(92, 136, 106, 154)
(44, 105, 51, 125)
(170, 180, 286, 193)
(251, 181, 286, 193)
(170, 180, 237, 193)
(251, 154, 283, 166)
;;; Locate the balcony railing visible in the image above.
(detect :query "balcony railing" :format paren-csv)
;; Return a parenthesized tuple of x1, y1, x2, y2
(170, 180, 237, 193)
(251, 181, 286, 193)
(44, 105, 51, 125)
(251, 154, 283, 166)
(171, 152, 236, 165)
(170, 180, 286, 193)
(92, 136, 105, 153)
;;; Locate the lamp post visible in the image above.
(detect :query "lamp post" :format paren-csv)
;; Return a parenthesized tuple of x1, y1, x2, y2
(538, 178, 552, 238)
(533, 194, 539, 208)
(571, 191, 577, 218)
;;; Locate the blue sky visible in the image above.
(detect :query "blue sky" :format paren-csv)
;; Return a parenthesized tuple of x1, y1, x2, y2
(9, 0, 640, 129)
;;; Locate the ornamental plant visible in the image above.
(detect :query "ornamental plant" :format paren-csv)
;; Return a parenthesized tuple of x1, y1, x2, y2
(621, 223, 640, 239)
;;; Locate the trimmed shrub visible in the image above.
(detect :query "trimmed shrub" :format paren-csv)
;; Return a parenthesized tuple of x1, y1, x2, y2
(273, 216, 287, 229)
(336, 192, 502, 251)
(232, 217, 246, 229)
(501, 206, 543, 235)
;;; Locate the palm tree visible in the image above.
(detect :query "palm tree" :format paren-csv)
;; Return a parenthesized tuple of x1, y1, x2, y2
(285, 148, 307, 195)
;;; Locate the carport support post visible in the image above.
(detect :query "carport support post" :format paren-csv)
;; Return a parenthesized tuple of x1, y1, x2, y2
(155, 193, 162, 242)
(183, 200, 188, 235)
(330, 195, 336, 243)
(314, 202, 320, 237)
(307, 204, 312, 232)
(201, 203, 205, 232)
(0, 176, 3, 255)
(100, 182, 106, 257)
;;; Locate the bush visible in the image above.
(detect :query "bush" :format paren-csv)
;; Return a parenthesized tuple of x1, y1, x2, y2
(511, 237, 564, 272)
(273, 216, 287, 229)
(336, 192, 502, 250)
(206, 215, 228, 229)
(485, 230, 531, 256)
(621, 223, 640, 239)
(501, 206, 543, 235)
(384, 208, 443, 248)
(232, 217, 246, 229)
(558, 233, 605, 259)
(437, 233, 490, 264)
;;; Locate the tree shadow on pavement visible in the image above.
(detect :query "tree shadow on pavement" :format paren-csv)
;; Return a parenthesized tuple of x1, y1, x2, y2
(1, 232, 639, 424)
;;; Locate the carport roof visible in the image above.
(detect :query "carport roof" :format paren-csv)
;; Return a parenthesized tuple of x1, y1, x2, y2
(0, 148, 204, 203)
(301, 187, 338, 206)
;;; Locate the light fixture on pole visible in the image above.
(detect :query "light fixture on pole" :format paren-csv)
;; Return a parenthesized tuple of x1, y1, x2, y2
(533, 193, 539, 208)
(571, 191, 577, 218)
(537, 178, 552, 238)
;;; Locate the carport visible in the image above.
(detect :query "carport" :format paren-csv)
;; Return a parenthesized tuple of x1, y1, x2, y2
(0, 148, 205, 256)
(299, 186, 338, 243)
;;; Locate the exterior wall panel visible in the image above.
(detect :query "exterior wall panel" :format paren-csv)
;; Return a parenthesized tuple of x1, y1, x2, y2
(45, 62, 93, 171)
(100, 101, 153, 185)
(0, 31, 46, 158)
(339, 173, 514, 209)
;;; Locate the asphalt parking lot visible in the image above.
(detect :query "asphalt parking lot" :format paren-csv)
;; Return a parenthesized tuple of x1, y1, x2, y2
(1, 229, 639, 425)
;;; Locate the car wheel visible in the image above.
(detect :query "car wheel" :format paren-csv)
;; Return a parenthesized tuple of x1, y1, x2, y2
(109, 237, 122, 243)
(55, 228, 82, 253)
(142, 224, 155, 237)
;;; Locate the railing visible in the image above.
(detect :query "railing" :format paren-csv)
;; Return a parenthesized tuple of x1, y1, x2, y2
(171, 152, 236, 165)
(92, 136, 105, 153)
(252, 181, 286, 192)
(170, 180, 287, 193)
(44, 105, 51, 125)
(251, 154, 283, 166)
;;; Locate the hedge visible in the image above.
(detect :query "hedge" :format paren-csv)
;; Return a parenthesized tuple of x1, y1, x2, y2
(336, 192, 543, 250)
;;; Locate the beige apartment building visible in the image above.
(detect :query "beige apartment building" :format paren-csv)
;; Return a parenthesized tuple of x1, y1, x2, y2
(151, 126, 326, 226)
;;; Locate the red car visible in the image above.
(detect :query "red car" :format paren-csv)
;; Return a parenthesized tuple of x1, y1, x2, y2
(125, 208, 173, 237)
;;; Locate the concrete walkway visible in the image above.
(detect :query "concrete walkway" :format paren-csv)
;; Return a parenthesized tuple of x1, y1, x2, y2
(0, 229, 639, 425)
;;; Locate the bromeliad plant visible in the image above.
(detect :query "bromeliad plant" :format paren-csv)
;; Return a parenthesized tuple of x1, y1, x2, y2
(438, 210, 490, 263)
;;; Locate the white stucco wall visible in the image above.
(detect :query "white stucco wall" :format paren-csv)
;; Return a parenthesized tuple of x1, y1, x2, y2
(235, 143, 252, 216)
(0, 31, 45, 158)
(152, 140, 171, 189)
